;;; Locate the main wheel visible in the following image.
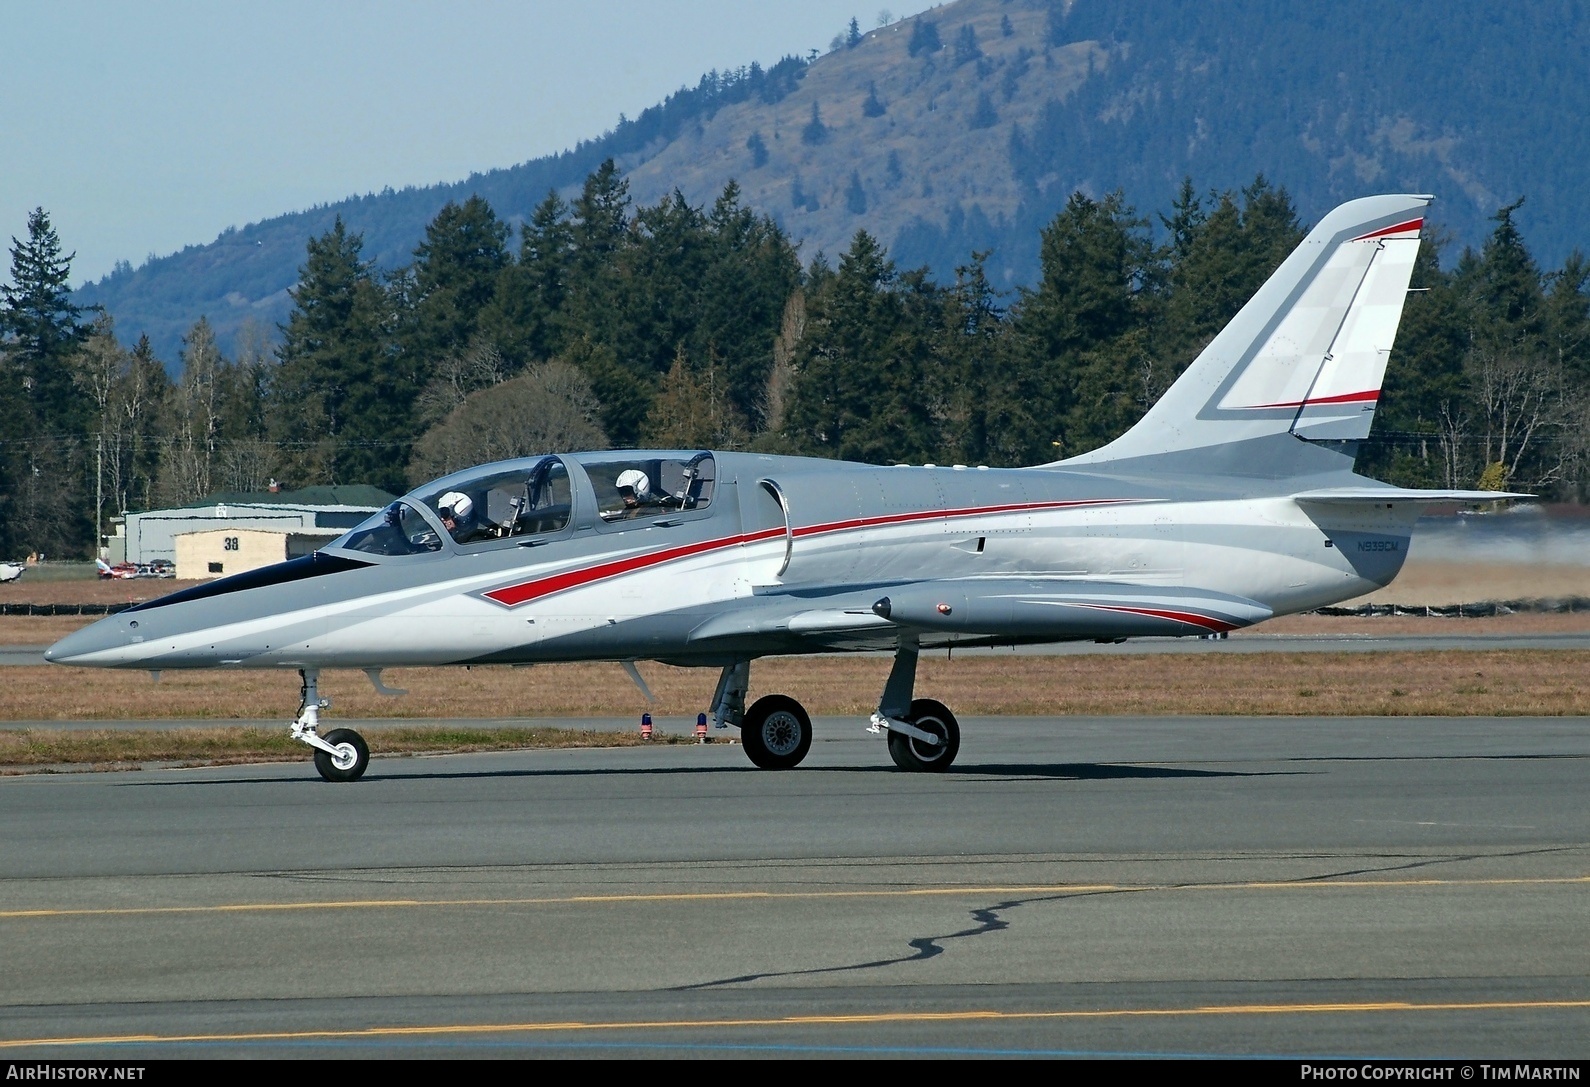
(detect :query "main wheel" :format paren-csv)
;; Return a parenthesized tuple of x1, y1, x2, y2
(313, 728, 370, 782)
(887, 698, 960, 772)
(740, 695, 813, 770)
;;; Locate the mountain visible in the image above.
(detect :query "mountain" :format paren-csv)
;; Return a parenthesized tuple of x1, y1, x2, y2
(76, 0, 1590, 368)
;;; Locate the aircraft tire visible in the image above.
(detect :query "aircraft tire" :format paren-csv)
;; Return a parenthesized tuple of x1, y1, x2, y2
(887, 699, 960, 772)
(314, 728, 370, 782)
(740, 695, 812, 770)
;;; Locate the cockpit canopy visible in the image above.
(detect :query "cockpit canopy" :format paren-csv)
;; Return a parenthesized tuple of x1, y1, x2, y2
(329, 452, 715, 557)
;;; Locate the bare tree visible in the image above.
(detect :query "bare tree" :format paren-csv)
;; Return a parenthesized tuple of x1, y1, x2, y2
(414, 338, 509, 432)
(157, 318, 226, 504)
(407, 359, 607, 482)
(1466, 337, 1569, 487)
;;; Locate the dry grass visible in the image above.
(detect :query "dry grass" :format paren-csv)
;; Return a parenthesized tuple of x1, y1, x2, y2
(0, 578, 206, 607)
(4, 650, 1587, 721)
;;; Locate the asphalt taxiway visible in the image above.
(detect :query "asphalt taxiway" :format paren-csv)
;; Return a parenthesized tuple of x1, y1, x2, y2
(1, 714, 1587, 1058)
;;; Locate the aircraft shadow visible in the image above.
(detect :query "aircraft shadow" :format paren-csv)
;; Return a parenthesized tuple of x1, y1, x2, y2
(117, 761, 1279, 787)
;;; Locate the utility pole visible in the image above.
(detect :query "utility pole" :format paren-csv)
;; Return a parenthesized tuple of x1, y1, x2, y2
(95, 433, 103, 561)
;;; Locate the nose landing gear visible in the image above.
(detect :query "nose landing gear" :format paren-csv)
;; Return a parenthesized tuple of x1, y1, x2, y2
(291, 669, 370, 782)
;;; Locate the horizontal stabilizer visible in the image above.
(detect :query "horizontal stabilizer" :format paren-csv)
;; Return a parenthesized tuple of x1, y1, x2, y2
(1291, 487, 1531, 505)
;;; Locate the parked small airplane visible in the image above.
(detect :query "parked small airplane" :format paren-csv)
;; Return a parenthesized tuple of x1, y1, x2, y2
(0, 562, 23, 584)
(96, 559, 174, 580)
(47, 194, 1520, 781)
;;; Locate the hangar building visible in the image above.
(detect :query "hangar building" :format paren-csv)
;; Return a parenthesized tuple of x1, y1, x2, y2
(109, 486, 394, 567)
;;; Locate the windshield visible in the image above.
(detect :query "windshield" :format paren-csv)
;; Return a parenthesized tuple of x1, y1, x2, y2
(333, 502, 444, 556)
(411, 457, 574, 547)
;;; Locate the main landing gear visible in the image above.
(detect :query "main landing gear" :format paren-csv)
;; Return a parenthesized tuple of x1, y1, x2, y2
(711, 635, 962, 773)
(291, 669, 370, 782)
(865, 636, 960, 772)
(711, 661, 814, 771)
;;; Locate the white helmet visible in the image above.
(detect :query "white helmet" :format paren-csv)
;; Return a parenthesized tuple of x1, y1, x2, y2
(439, 491, 473, 520)
(615, 469, 651, 501)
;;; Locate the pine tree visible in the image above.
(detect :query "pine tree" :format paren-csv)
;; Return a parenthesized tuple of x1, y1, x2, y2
(271, 217, 403, 490)
(931, 251, 1010, 465)
(802, 101, 828, 145)
(954, 23, 981, 66)
(1008, 191, 1152, 459)
(1, 208, 94, 556)
(697, 181, 801, 429)
(404, 195, 511, 376)
(908, 18, 942, 56)
(561, 160, 632, 392)
(1159, 178, 1303, 375)
(784, 231, 940, 463)
(481, 190, 573, 369)
(2, 208, 92, 436)
(845, 172, 868, 215)
(862, 82, 886, 118)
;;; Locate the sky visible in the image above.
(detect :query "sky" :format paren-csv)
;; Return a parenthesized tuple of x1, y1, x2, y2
(1, 1, 935, 286)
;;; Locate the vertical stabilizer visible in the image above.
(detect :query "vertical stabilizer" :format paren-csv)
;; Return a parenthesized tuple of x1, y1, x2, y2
(1062, 194, 1430, 477)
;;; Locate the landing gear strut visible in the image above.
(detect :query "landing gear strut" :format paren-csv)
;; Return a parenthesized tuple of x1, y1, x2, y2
(291, 669, 370, 782)
(867, 636, 961, 772)
(714, 659, 814, 770)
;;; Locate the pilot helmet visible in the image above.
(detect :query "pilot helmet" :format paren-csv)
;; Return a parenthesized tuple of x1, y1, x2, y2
(439, 491, 473, 521)
(615, 469, 651, 503)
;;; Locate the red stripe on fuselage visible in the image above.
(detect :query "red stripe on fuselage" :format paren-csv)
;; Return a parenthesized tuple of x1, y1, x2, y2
(483, 527, 784, 607)
(482, 499, 1142, 608)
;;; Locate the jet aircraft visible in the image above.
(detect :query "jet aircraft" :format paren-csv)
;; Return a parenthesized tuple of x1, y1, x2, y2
(47, 194, 1521, 781)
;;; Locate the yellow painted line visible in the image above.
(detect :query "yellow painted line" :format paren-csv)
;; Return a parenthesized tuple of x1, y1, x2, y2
(6, 999, 1590, 1049)
(2, 875, 1587, 920)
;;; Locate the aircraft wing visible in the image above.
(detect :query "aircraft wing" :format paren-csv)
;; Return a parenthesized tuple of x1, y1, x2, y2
(870, 579, 1272, 638)
(687, 600, 893, 645)
(688, 579, 1271, 649)
(1290, 487, 1531, 504)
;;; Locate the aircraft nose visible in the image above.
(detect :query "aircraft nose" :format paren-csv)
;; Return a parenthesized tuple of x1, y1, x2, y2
(45, 618, 135, 666)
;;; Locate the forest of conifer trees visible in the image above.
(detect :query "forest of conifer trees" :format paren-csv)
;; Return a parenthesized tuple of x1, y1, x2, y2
(3, 163, 1587, 561)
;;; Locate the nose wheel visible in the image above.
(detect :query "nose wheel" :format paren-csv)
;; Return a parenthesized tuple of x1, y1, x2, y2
(313, 728, 370, 782)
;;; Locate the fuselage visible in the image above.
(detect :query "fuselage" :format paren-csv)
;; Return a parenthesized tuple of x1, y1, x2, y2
(45, 449, 1418, 671)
